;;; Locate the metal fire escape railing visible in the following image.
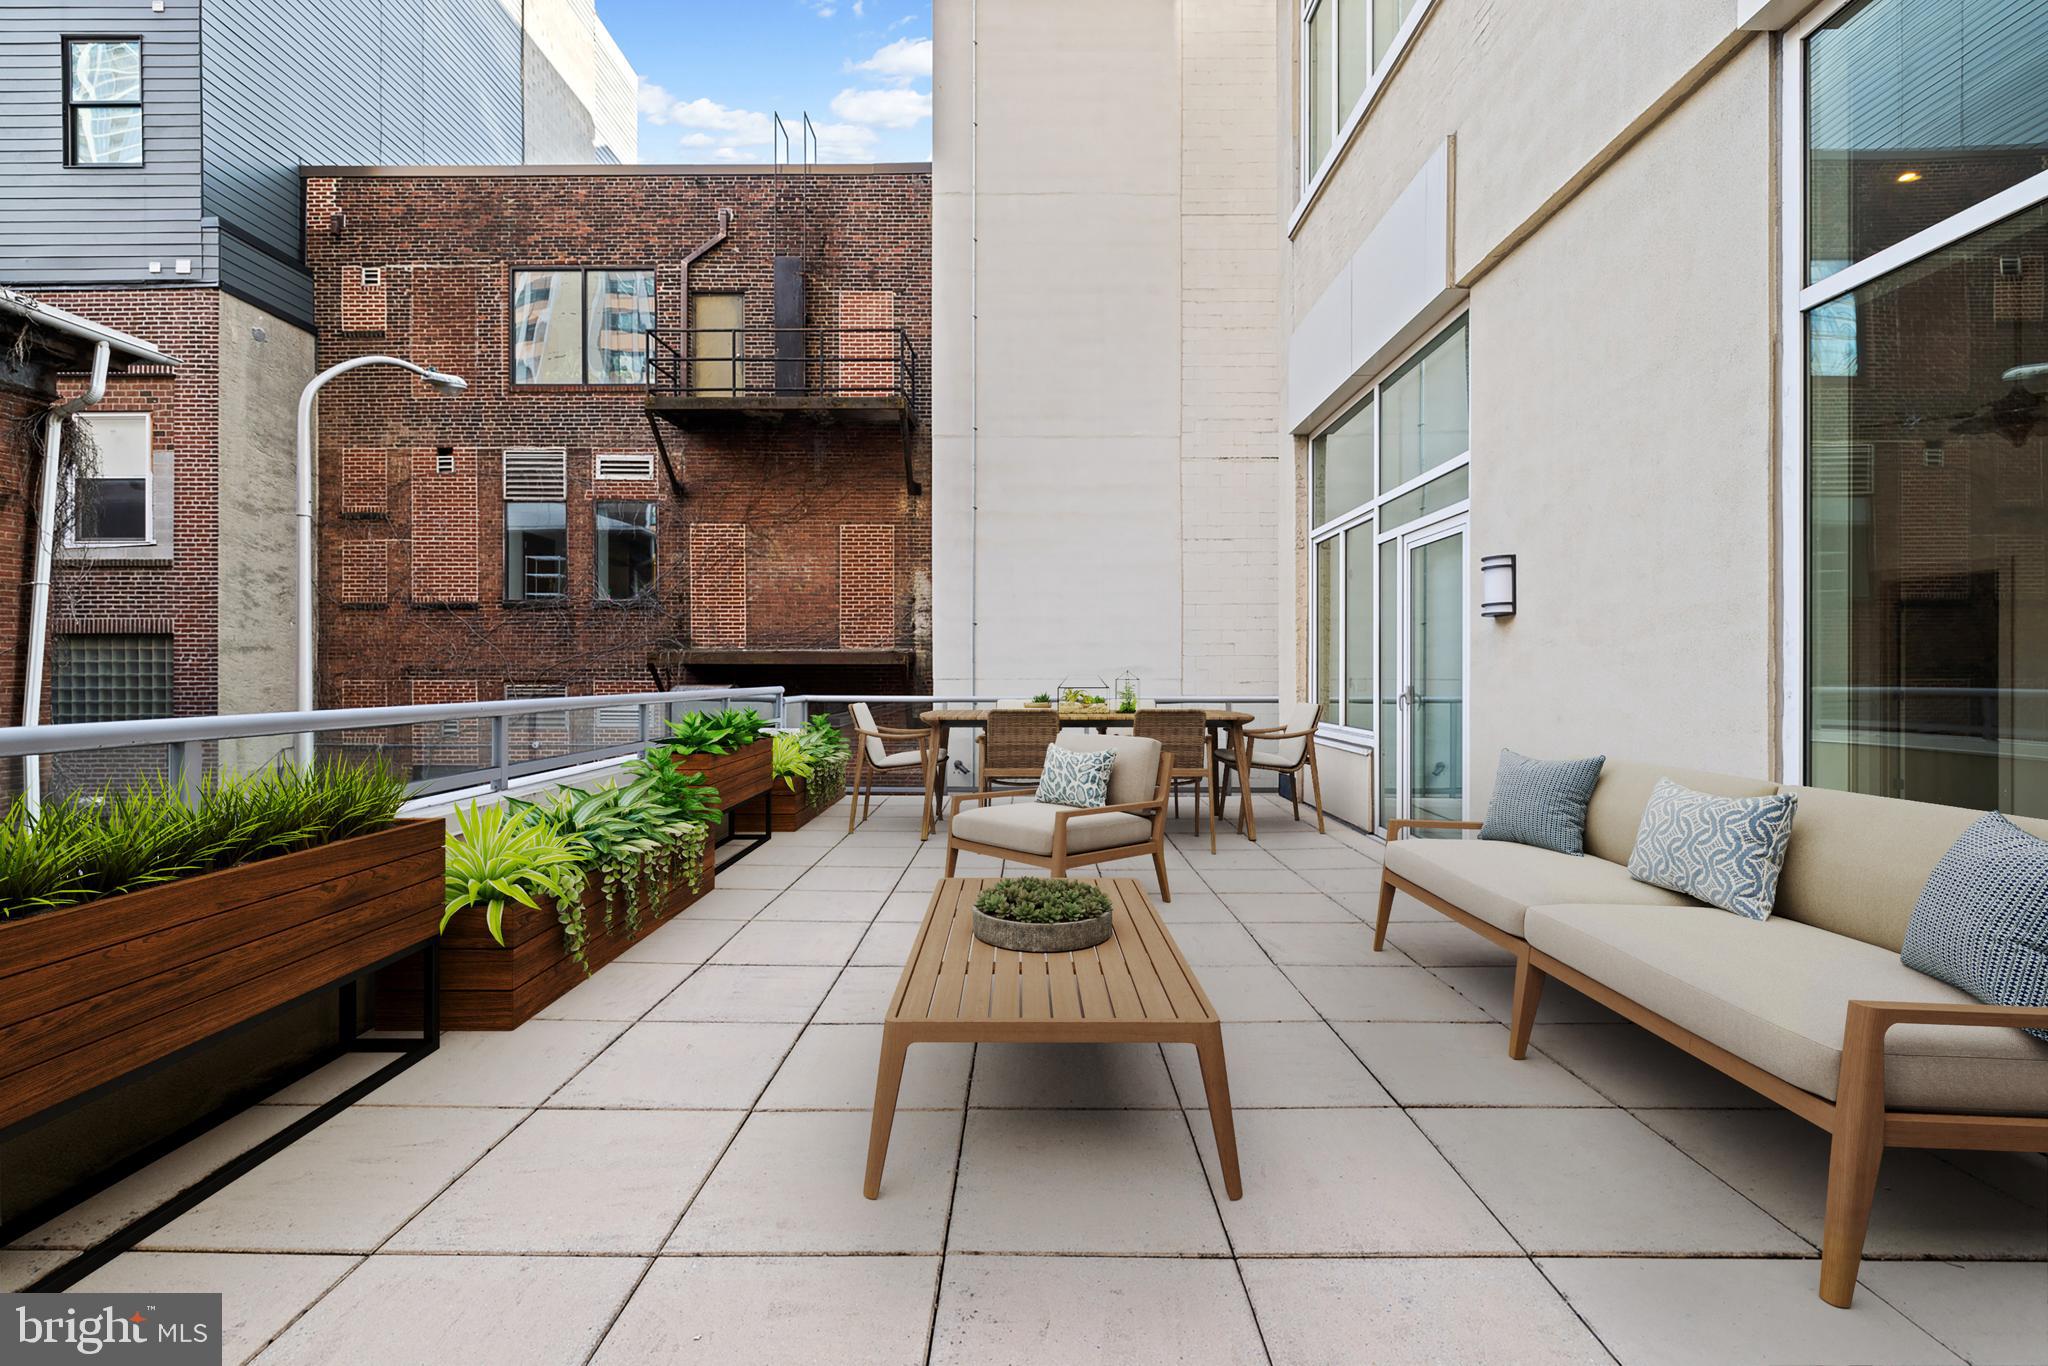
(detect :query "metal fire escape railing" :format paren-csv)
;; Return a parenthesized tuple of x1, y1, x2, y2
(644, 325, 919, 406)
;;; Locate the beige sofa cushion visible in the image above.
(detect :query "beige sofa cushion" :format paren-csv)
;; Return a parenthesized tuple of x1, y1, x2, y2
(1526, 902, 2048, 1114)
(1772, 785, 2048, 952)
(1582, 759, 1780, 866)
(1056, 733, 1163, 808)
(1383, 838, 1698, 938)
(950, 802, 1154, 858)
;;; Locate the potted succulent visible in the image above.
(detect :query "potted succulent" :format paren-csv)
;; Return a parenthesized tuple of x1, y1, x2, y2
(971, 877, 1115, 953)
(1024, 692, 1055, 711)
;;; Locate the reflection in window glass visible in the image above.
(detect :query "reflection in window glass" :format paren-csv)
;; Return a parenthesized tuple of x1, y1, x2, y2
(1315, 538, 1338, 722)
(1307, 0, 1332, 173)
(512, 272, 583, 384)
(72, 412, 151, 544)
(1337, 0, 1368, 121)
(66, 39, 142, 166)
(1379, 318, 1469, 491)
(505, 502, 567, 600)
(1379, 535, 1398, 823)
(69, 40, 140, 100)
(73, 107, 142, 165)
(586, 270, 656, 384)
(1373, 0, 1412, 66)
(1806, 0, 2048, 284)
(1311, 394, 1373, 525)
(1807, 200, 2048, 813)
(596, 501, 656, 600)
(1344, 520, 1374, 727)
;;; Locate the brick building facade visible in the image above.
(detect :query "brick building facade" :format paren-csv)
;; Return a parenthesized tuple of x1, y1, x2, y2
(302, 166, 931, 737)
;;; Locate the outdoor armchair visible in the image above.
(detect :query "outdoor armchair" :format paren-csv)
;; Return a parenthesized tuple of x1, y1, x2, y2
(945, 733, 1176, 898)
(847, 701, 938, 839)
(1225, 701, 1335, 832)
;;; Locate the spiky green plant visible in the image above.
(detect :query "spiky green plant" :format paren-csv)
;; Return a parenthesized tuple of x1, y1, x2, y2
(662, 707, 774, 756)
(771, 733, 815, 791)
(0, 797, 96, 918)
(442, 801, 589, 949)
(625, 746, 724, 822)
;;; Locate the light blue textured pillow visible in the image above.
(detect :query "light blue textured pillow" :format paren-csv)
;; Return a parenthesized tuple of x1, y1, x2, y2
(1627, 779, 1798, 920)
(1036, 744, 1113, 808)
(1479, 750, 1605, 855)
(1902, 812, 2048, 1042)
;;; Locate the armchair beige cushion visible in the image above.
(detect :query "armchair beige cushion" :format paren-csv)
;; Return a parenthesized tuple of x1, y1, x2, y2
(1385, 837, 1696, 938)
(1526, 902, 2048, 1114)
(1053, 732, 1163, 808)
(949, 803, 1155, 857)
(1250, 701, 1320, 769)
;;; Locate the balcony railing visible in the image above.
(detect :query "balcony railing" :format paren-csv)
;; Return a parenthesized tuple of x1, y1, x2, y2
(644, 325, 919, 407)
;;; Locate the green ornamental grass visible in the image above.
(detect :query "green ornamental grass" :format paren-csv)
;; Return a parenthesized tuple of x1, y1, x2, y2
(974, 877, 1112, 924)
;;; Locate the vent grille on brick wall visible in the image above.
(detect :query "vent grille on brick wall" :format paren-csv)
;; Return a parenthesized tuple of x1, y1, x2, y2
(594, 453, 656, 482)
(504, 449, 568, 501)
(360, 266, 382, 287)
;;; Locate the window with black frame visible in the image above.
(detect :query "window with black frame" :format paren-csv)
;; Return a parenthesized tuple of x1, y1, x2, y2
(511, 268, 654, 384)
(64, 38, 142, 166)
(505, 503, 567, 601)
(596, 501, 656, 600)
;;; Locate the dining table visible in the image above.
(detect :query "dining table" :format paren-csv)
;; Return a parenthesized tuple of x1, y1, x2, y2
(917, 707, 1262, 842)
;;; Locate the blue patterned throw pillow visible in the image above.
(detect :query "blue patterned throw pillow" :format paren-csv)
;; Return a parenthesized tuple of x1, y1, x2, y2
(1902, 812, 2048, 1042)
(1036, 744, 1114, 808)
(1479, 750, 1605, 855)
(1627, 779, 1798, 920)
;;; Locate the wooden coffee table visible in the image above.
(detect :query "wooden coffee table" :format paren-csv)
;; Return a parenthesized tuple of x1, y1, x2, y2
(864, 876, 1241, 1200)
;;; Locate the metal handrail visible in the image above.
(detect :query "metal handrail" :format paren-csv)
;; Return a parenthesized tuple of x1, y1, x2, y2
(643, 325, 918, 404)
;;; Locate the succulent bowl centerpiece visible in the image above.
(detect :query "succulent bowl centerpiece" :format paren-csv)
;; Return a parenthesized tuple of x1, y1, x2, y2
(970, 876, 1114, 952)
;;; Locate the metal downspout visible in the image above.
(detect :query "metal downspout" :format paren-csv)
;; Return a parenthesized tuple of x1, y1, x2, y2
(23, 341, 113, 810)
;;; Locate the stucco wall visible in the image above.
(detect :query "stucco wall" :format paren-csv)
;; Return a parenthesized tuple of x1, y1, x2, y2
(215, 293, 311, 773)
(1464, 42, 1779, 813)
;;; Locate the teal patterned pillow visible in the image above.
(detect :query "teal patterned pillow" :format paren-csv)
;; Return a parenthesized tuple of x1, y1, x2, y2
(1902, 813, 2048, 1041)
(1627, 779, 1798, 920)
(1036, 744, 1113, 807)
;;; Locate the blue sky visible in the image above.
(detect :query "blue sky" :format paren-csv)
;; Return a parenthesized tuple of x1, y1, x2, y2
(602, 0, 933, 165)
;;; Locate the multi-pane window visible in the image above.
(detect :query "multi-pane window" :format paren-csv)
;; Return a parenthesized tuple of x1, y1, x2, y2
(511, 268, 654, 385)
(1797, 0, 2048, 814)
(1309, 315, 1469, 733)
(51, 634, 172, 723)
(64, 39, 142, 167)
(69, 412, 151, 545)
(505, 503, 567, 601)
(596, 501, 656, 600)
(1300, 0, 1423, 189)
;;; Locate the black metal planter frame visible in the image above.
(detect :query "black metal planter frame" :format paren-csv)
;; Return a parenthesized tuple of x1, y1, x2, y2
(1, 939, 440, 1292)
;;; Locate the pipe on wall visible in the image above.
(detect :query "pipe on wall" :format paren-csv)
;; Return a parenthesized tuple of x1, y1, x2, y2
(22, 341, 112, 810)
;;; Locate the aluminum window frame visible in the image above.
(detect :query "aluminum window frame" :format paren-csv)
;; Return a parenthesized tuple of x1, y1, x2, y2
(1307, 309, 1472, 745)
(1291, 0, 1437, 235)
(61, 36, 143, 169)
(1776, 0, 2048, 784)
(64, 411, 154, 548)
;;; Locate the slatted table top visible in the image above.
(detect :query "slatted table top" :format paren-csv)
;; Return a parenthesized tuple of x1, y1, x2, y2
(886, 878, 1218, 1038)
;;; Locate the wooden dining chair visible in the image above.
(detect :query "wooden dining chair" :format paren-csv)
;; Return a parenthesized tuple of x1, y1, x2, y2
(846, 701, 937, 839)
(974, 707, 1060, 803)
(1133, 708, 1216, 852)
(1237, 702, 1326, 832)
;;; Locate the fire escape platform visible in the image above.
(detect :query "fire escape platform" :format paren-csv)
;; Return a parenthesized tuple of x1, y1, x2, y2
(645, 393, 907, 424)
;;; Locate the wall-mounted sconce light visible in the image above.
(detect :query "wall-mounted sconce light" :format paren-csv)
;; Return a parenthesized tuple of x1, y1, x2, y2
(1480, 554, 1516, 618)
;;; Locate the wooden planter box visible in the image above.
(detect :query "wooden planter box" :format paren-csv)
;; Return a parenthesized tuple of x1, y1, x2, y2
(672, 737, 774, 818)
(0, 819, 444, 1135)
(760, 769, 847, 832)
(393, 849, 715, 1031)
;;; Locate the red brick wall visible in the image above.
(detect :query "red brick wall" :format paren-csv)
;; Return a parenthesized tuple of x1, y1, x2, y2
(304, 169, 933, 710)
(26, 290, 220, 722)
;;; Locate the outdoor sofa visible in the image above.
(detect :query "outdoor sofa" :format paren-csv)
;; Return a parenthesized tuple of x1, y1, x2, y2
(1372, 759, 2048, 1308)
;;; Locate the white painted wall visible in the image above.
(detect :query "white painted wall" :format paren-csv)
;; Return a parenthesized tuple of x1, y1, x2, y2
(932, 0, 1281, 705)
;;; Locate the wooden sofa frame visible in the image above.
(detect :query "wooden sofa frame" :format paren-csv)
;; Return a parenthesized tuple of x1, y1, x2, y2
(1373, 817, 2048, 1309)
(944, 752, 1176, 899)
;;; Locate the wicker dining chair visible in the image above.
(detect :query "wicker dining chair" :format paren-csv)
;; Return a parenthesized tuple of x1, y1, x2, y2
(974, 707, 1060, 803)
(1133, 708, 1216, 852)
(847, 701, 938, 839)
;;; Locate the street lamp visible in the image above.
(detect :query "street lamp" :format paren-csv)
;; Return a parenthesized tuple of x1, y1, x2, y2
(294, 356, 467, 765)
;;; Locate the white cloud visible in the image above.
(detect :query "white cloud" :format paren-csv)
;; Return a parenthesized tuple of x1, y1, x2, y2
(853, 0, 864, 14)
(830, 85, 931, 129)
(811, 121, 880, 160)
(849, 36, 931, 84)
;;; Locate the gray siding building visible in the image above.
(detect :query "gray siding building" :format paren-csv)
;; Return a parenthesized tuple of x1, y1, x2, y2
(0, 0, 635, 326)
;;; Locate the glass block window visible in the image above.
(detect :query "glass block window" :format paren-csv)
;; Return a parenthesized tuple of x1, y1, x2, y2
(51, 634, 173, 723)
